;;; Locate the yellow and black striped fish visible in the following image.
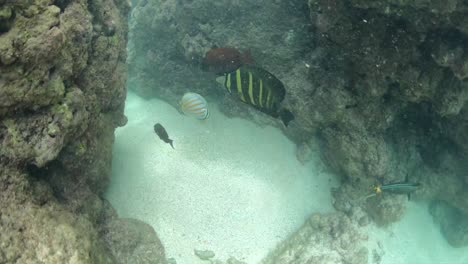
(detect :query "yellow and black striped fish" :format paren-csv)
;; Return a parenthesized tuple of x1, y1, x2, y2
(223, 65, 294, 126)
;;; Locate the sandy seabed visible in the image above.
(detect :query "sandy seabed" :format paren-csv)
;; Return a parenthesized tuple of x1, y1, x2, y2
(106, 91, 468, 264)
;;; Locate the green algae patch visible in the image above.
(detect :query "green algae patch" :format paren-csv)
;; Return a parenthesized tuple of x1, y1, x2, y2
(110, 34, 120, 47)
(70, 140, 88, 156)
(2, 119, 22, 146)
(51, 103, 73, 128)
(0, 6, 12, 20)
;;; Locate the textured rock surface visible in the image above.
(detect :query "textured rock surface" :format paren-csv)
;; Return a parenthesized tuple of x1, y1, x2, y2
(261, 213, 368, 264)
(429, 200, 468, 248)
(308, 0, 468, 225)
(0, 167, 114, 263)
(0, 0, 166, 263)
(102, 218, 167, 264)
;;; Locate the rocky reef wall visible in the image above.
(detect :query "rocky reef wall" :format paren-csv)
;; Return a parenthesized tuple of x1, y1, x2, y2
(308, 0, 468, 226)
(0, 0, 166, 263)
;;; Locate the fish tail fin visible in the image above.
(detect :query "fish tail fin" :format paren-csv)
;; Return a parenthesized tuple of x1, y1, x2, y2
(169, 140, 174, 149)
(279, 109, 295, 127)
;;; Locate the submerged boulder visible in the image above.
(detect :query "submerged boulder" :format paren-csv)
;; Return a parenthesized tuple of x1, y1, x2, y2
(102, 218, 167, 264)
(261, 213, 368, 264)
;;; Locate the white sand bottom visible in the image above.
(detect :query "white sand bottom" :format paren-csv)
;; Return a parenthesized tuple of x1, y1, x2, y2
(367, 201, 468, 264)
(105, 91, 337, 264)
(106, 91, 468, 264)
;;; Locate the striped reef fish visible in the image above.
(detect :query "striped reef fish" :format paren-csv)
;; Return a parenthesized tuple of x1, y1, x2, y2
(180, 92, 209, 120)
(221, 65, 294, 126)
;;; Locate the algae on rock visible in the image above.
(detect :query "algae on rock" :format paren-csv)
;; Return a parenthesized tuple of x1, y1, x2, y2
(0, 0, 166, 263)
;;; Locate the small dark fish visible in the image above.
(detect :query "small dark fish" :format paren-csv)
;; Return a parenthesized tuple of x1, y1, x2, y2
(222, 65, 294, 126)
(154, 123, 174, 149)
(203, 47, 254, 75)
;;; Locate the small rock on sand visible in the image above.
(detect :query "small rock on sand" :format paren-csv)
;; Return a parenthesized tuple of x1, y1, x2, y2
(194, 249, 215, 260)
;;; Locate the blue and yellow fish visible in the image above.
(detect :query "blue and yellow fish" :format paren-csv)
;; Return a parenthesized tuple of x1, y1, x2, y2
(365, 175, 421, 200)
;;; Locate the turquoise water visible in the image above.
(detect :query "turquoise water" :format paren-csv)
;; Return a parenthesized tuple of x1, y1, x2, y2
(106, 91, 337, 263)
(108, 1, 468, 263)
(106, 91, 468, 264)
(368, 202, 468, 264)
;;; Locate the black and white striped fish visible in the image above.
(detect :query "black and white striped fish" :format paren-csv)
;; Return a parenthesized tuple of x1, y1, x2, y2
(221, 65, 294, 126)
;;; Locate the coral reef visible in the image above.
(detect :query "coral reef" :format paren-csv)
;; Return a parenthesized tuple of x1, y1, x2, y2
(261, 213, 368, 264)
(0, 0, 166, 263)
(308, 0, 468, 226)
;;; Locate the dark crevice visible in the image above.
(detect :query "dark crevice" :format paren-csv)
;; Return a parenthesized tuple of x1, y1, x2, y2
(27, 163, 49, 180)
(54, 0, 72, 13)
(0, 7, 15, 34)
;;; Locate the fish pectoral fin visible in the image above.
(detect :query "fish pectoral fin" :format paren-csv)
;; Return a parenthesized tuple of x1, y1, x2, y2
(216, 76, 226, 85)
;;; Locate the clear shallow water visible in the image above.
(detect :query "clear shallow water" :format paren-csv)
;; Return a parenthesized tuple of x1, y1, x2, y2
(106, 91, 337, 263)
(368, 202, 468, 264)
(106, 91, 468, 264)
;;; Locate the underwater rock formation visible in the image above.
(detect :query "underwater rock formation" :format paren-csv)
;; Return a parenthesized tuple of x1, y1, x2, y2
(102, 218, 167, 264)
(429, 200, 468, 248)
(308, 0, 468, 226)
(0, 0, 166, 263)
(0, 167, 114, 263)
(261, 213, 368, 264)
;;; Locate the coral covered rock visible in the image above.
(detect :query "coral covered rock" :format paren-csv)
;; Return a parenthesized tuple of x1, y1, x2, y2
(0, 167, 115, 263)
(0, 0, 165, 263)
(261, 213, 368, 264)
(429, 200, 468, 248)
(308, 0, 468, 226)
(102, 218, 167, 264)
